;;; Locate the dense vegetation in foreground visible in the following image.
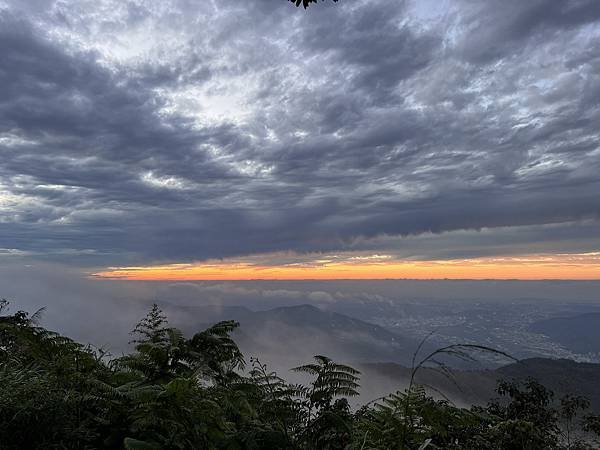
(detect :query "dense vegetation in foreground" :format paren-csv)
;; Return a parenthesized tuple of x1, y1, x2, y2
(1, 300, 600, 449)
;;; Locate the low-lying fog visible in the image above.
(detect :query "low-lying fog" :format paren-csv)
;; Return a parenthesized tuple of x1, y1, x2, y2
(2, 260, 600, 405)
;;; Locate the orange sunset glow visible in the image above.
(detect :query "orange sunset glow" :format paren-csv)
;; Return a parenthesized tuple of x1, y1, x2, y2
(93, 252, 600, 280)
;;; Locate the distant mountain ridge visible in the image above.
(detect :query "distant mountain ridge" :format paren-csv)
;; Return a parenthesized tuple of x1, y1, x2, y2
(162, 303, 428, 367)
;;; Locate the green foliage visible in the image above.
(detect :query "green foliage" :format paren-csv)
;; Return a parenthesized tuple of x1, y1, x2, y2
(1, 300, 600, 449)
(117, 304, 244, 385)
(293, 355, 360, 410)
(291, 355, 360, 449)
(352, 386, 489, 450)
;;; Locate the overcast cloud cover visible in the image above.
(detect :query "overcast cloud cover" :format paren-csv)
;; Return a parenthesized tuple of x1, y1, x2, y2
(1, 0, 600, 267)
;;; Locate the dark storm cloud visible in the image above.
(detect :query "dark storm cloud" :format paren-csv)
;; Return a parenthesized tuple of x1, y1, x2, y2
(298, 0, 440, 99)
(0, 0, 599, 264)
(457, 0, 600, 63)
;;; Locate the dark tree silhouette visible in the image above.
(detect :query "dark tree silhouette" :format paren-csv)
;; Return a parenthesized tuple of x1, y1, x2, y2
(289, 0, 339, 9)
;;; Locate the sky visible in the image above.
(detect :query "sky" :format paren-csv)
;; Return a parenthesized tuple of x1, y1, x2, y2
(1, 0, 600, 280)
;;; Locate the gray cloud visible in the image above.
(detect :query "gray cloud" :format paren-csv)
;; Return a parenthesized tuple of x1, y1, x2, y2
(456, 0, 600, 63)
(0, 0, 599, 265)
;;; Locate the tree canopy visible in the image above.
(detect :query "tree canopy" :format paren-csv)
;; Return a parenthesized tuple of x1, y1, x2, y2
(1, 300, 599, 449)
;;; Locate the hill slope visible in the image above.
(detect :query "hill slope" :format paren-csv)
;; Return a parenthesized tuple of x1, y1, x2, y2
(163, 303, 426, 367)
(529, 313, 600, 354)
(362, 358, 600, 413)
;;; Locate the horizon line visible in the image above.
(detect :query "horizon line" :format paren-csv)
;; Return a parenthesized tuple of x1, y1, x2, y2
(92, 276, 600, 282)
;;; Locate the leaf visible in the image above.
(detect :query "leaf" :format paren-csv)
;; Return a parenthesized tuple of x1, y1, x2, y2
(418, 438, 432, 449)
(123, 438, 162, 450)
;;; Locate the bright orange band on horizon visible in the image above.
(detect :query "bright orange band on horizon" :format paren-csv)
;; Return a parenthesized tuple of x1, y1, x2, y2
(93, 252, 600, 281)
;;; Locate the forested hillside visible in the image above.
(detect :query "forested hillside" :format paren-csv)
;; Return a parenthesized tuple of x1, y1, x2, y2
(1, 300, 600, 449)
(362, 358, 600, 415)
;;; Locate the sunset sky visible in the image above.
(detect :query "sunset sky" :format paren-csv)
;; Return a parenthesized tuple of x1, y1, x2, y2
(2, 0, 600, 280)
(94, 252, 600, 281)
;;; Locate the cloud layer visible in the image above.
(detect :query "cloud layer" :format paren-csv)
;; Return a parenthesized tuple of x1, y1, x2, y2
(1, 0, 600, 266)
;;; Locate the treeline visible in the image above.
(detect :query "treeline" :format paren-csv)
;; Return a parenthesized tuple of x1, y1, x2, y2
(1, 300, 599, 449)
